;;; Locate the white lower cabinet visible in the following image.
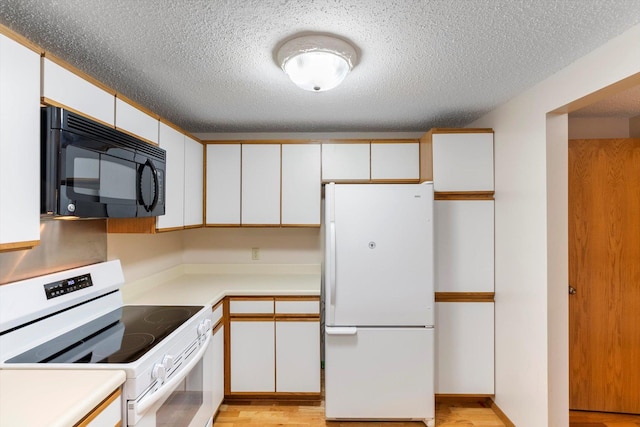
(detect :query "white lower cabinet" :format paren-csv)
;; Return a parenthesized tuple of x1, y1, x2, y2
(228, 297, 320, 395)
(230, 320, 275, 392)
(435, 302, 494, 394)
(212, 325, 225, 412)
(275, 321, 320, 392)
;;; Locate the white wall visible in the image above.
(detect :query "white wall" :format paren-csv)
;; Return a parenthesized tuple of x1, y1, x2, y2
(470, 23, 640, 427)
(107, 231, 184, 282)
(568, 117, 630, 139)
(182, 227, 322, 264)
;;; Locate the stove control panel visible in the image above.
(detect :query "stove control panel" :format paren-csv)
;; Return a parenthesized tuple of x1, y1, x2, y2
(44, 273, 93, 299)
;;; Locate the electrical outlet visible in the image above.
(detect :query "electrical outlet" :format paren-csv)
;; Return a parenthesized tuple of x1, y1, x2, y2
(251, 247, 260, 261)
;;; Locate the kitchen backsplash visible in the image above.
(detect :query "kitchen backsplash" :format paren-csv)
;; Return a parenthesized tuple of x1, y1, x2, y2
(0, 218, 107, 285)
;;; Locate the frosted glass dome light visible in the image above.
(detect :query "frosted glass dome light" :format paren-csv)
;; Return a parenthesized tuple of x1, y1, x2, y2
(277, 35, 357, 92)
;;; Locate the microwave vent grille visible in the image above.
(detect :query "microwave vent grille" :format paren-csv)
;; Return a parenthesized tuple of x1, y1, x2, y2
(66, 113, 165, 161)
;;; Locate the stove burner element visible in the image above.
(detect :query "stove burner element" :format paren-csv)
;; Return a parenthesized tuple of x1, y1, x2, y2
(99, 332, 155, 362)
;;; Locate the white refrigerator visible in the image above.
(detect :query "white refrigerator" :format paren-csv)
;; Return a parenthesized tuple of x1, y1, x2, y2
(324, 182, 435, 426)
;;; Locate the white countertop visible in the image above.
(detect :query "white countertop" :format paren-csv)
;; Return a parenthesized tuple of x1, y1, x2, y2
(122, 263, 322, 306)
(0, 369, 126, 427)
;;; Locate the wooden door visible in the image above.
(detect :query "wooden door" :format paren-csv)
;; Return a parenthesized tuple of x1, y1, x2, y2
(569, 138, 640, 413)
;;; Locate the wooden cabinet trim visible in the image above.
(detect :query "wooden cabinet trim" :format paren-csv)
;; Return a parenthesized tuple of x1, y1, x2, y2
(435, 292, 495, 303)
(41, 98, 116, 129)
(74, 388, 121, 427)
(107, 217, 156, 234)
(274, 296, 320, 302)
(213, 320, 224, 334)
(419, 132, 433, 183)
(228, 296, 275, 302)
(0, 240, 40, 252)
(0, 24, 42, 53)
(213, 299, 224, 311)
(275, 315, 320, 321)
(370, 178, 421, 183)
(429, 128, 494, 134)
(155, 226, 185, 233)
(230, 314, 275, 321)
(435, 191, 495, 200)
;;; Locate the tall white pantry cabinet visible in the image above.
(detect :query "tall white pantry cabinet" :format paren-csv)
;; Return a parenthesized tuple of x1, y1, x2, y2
(423, 129, 496, 395)
(0, 34, 40, 251)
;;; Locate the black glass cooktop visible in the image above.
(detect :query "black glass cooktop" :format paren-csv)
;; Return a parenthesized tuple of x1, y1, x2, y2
(6, 305, 203, 364)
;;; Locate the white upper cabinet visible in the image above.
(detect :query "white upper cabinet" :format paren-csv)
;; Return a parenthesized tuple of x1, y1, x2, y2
(281, 144, 321, 226)
(183, 136, 204, 227)
(370, 142, 419, 180)
(206, 144, 241, 225)
(0, 35, 40, 250)
(432, 132, 494, 191)
(242, 144, 281, 225)
(435, 200, 494, 292)
(156, 123, 185, 230)
(42, 57, 115, 126)
(115, 97, 159, 144)
(321, 143, 370, 181)
(435, 302, 494, 394)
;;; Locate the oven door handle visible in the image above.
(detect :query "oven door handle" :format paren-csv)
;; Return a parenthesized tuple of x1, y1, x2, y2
(132, 333, 211, 418)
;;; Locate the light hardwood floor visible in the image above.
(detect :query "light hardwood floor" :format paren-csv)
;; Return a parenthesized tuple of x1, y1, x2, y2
(213, 398, 506, 426)
(569, 410, 640, 427)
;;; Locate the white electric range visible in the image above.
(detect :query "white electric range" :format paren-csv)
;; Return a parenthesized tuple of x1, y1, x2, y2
(0, 260, 214, 427)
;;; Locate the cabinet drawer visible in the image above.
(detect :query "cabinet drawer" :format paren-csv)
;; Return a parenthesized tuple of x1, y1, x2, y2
(79, 389, 121, 427)
(229, 299, 274, 314)
(275, 300, 319, 314)
(212, 303, 224, 325)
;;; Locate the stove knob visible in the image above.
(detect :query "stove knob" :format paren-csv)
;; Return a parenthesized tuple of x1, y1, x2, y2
(152, 363, 166, 382)
(197, 320, 210, 337)
(162, 354, 175, 371)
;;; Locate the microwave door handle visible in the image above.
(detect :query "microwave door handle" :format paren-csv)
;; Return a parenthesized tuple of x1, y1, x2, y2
(137, 160, 159, 212)
(149, 160, 159, 212)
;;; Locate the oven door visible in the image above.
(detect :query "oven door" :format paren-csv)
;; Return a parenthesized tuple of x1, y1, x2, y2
(127, 336, 214, 427)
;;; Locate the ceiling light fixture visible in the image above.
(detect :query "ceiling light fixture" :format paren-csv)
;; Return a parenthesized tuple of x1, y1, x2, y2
(277, 35, 357, 92)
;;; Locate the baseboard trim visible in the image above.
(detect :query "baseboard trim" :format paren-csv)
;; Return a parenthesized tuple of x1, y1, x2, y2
(490, 399, 516, 427)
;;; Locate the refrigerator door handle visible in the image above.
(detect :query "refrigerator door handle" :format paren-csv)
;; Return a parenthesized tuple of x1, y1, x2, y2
(325, 326, 357, 335)
(329, 221, 337, 307)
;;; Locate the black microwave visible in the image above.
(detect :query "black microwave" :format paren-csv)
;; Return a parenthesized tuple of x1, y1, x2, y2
(41, 106, 166, 218)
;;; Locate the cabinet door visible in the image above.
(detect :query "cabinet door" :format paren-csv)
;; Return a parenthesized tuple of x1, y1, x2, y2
(321, 143, 370, 181)
(115, 97, 159, 144)
(206, 144, 241, 225)
(434, 200, 494, 292)
(212, 325, 224, 412)
(0, 35, 40, 250)
(276, 320, 320, 393)
(42, 57, 115, 126)
(184, 136, 204, 227)
(241, 144, 281, 225)
(435, 302, 494, 394)
(281, 144, 321, 225)
(432, 133, 494, 191)
(230, 321, 275, 392)
(370, 142, 419, 180)
(156, 123, 185, 230)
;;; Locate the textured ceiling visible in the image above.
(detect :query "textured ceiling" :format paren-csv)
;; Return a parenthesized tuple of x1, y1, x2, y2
(1, 0, 640, 133)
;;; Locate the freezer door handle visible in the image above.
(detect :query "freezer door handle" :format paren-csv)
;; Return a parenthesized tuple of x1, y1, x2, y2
(325, 326, 357, 335)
